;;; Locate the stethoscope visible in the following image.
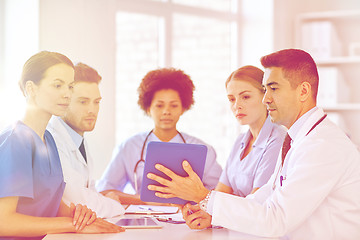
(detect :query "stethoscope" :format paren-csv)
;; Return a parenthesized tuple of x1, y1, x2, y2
(133, 129, 186, 194)
(272, 114, 327, 190)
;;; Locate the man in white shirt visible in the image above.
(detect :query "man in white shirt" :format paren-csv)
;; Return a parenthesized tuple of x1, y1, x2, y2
(47, 62, 125, 218)
(146, 49, 360, 240)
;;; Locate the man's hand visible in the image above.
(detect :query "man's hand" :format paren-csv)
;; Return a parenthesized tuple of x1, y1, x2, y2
(182, 204, 212, 229)
(147, 160, 209, 203)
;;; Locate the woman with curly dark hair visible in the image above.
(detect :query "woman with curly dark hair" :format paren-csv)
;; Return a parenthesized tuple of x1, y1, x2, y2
(96, 68, 222, 204)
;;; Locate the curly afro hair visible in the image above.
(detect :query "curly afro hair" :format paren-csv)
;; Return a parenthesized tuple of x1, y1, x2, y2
(137, 68, 195, 114)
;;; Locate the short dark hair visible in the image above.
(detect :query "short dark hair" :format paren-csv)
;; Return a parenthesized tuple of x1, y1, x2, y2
(19, 51, 74, 95)
(137, 68, 195, 113)
(74, 62, 102, 84)
(225, 65, 264, 93)
(260, 48, 319, 99)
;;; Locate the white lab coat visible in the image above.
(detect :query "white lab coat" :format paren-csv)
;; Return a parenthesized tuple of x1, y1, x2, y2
(210, 108, 360, 240)
(47, 116, 125, 218)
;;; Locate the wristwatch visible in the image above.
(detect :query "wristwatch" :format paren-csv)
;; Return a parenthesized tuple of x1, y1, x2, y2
(199, 190, 213, 212)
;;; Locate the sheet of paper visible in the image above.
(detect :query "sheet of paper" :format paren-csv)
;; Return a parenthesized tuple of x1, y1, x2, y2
(125, 205, 179, 214)
(153, 212, 186, 224)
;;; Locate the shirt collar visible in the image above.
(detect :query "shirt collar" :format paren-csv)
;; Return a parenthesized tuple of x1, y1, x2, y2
(288, 106, 318, 141)
(239, 129, 252, 149)
(253, 115, 276, 149)
(58, 117, 84, 148)
(149, 131, 184, 143)
(239, 116, 275, 149)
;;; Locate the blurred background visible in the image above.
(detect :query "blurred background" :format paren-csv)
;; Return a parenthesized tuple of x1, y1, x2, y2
(1, 0, 359, 180)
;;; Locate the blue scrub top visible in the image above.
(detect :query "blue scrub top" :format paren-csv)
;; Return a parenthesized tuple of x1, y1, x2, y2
(219, 116, 286, 197)
(0, 121, 65, 240)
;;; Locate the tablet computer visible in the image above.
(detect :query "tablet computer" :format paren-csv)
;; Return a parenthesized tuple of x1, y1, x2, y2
(115, 216, 163, 229)
(140, 141, 207, 204)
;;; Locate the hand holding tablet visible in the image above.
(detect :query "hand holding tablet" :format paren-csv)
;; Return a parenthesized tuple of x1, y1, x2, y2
(140, 142, 208, 205)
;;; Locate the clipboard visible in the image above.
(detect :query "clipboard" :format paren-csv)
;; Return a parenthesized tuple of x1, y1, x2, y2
(140, 141, 207, 205)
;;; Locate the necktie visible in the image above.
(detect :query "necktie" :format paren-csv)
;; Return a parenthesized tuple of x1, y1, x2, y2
(79, 139, 87, 163)
(281, 133, 291, 166)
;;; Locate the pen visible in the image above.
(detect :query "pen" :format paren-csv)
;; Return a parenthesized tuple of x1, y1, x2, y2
(139, 206, 153, 211)
(154, 215, 186, 224)
(280, 175, 286, 186)
(135, 206, 164, 215)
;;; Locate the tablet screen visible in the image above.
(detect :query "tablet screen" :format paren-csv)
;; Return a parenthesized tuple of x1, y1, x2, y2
(140, 142, 207, 204)
(115, 217, 163, 229)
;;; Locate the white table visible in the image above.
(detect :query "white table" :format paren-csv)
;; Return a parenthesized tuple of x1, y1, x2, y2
(43, 216, 280, 240)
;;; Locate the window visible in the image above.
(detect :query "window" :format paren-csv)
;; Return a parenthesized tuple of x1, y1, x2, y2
(0, 0, 39, 129)
(115, 0, 273, 167)
(172, 0, 233, 12)
(172, 13, 233, 162)
(115, 12, 160, 141)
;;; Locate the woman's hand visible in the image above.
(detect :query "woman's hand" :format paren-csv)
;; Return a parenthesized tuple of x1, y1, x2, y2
(147, 160, 209, 203)
(78, 218, 125, 233)
(182, 204, 212, 229)
(70, 203, 97, 231)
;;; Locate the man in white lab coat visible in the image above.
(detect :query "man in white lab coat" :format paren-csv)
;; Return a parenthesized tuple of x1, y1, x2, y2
(47, 62, 125, 218)
(146, 49, 360, 240)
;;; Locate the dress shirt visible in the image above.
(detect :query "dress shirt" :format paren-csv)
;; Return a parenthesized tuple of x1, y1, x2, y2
(59, 118, 83, 150)
(47, 116, 125, 218)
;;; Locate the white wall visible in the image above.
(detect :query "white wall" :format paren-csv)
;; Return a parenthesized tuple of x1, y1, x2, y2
(273, 0, 360, 148)
(37, 0, 360, 180)
(39, 0, 117, 179)
(273, 0, 360, 50)
(0, 0, 4, 88)
(0, 0, 39, 129)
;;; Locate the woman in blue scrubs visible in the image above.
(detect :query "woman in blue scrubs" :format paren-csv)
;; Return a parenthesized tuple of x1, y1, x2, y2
(96, 68, 222, 204)
(215, 66, 286, 197)
(0, 51, 123, 240)
(147, 65, 286, 199)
